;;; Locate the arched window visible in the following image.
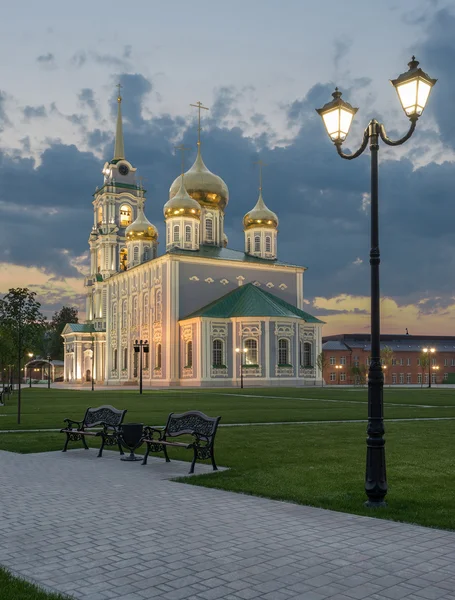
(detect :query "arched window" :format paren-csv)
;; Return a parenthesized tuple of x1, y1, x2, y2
(122, 300, 127, 328)
(112, 303, 117, 326)
(132, 297, 138, 326)
(113, 348, 118, 370)
(155, 289, 162, 322)
(303, 342, 312, 367)
(152, 246, 157, 259)
(123, 347, 128, 370)
(98, 205, 103, 224)
(254, 235, 261, 252)
(144, 246, 149, 261)
(212, 339, 223, 366)
(278, 338, 289, 365)
(133, 246, 139, 263)
(120, 204, 132, 227)
(247, 236, 251, 253)
(185, 225, 192, 242)
(186, 341, 193, 367)
(245, 338, 258, 365)
(173, 225, 180, 243)
(265, 235, 272, 253)
(143, 295, 149, 324)
(206, 218, 213, 241)
(156, 343, 162, 369)
(119, 248, 127, 271)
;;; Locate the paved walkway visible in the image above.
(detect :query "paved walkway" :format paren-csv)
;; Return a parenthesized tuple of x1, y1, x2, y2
(1, 451, 455, 600)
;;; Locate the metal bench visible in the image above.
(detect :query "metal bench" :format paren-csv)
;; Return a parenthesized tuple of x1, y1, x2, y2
(60, 405, 127, 457)
(141, 411, 221, 474)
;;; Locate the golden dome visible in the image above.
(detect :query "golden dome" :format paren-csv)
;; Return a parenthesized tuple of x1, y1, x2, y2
(243, 191, 279, 230)
(164, 176, 201, 220)
(125, 203, 158, 241)
(169, 146, 229, 211)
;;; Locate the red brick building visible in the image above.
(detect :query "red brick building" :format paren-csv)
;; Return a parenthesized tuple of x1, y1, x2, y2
(322, 333, 455, 385)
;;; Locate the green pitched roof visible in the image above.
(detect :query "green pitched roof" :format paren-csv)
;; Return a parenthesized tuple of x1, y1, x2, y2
(65, 323, 95, 333)
(169, 245, 306, 269)
(182, 283, 324, 322)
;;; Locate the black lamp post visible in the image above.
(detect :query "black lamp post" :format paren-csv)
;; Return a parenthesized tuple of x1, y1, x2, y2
(235, 347, 248, 389)
(92, 337, 95, 391)
(47, 354, 51, 389)
(133, 339, 149, 394)
(316, 57, 436, 508)
(423, 347, 436, 388)
(28, 353, 33, 388)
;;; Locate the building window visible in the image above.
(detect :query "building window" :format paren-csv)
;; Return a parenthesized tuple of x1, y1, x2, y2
(303, 342, 312, 367)
(185, 225, 191, 242)
(330, 372, 336, 381)
(122, 300, 127, 328)
(366, 357, 370, 366)
(444, 373, 448, 381)
(392, 359, 397, 366)
(407, 358, 411, 366)
(340, 356, 346, 365)
(452, 359, 455, 366)
(254, 235, 261, 252)
(123, 347, 128, 370)
(119, 247, 127, 271)
(120, 204, 132, 227)
(173, 225, 180, 243)
(113, 349, 118, 370)
(432, 358, 436, 366)
(206, 218, 213, 241)
(278, 339, 289, 365)
(392, 374, 397, 384)
(245, 338, 258, 365)
(133, 246, 139, 263)
(425, 373, 429, 383)
(444, 358, 448, 366)
(399, 373, 404, 384)
(186, 341, 193, 367)
(144, 246, 149, 261)
(432, 373, 436, 384)
(353, 355, 359, 367)
(156, 344, 162, 369)
(417, 358, 420, 366)
(330, 356, 336, 365)
(247, 236, 251, 253)
(340, 373, 346, 382)
(407, 373, 411, 384)
(265, 235, 271, 253)
(212, 339, 223, 366)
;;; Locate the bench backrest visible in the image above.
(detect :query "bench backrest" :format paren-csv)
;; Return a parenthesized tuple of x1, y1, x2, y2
(165, 411, 221, 441)
(83, 405, 127, 428)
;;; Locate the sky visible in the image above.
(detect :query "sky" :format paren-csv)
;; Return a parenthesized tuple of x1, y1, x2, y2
(0, 0, 454, 335)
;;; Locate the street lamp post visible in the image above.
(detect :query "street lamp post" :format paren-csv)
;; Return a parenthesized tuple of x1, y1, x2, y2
(335, 364, 343, 384)
(423, 347, 436, 388)
(47, 354, 52, 389)
(316, 57, 436, 508)
(28, 353, 33, 388)
(235, 348, 248, 389)
(91, 337, 95, 392)
(133, 340, 149, 394)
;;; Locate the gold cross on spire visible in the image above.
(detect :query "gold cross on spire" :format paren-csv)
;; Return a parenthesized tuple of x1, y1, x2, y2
(116, 82, 123, 102)
(190, 101, 209, 145)
(254, 159, 267, 191)
(175, 144, 190, 176)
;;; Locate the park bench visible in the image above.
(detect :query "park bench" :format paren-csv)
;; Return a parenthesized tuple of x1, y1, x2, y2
(60, 405, 127, 457)
(141, 411, 221, 474)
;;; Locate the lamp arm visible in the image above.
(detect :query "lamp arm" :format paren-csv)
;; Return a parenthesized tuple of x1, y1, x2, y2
(379, 118, 417, 146)
(334, 128, 369, 160)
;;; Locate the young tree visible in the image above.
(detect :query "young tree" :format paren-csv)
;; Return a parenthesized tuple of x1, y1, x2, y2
(380, 345, 394, 386)
(0, 288, 46, 423)
(350, 364, 368, 386)
(48, 306, 79, 360)
(316, 351, 329, 387)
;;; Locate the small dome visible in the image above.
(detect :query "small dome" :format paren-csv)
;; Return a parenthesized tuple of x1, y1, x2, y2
(243, 191, 279, 230)
(126, 203, 158, 241)
(169, 146, 229, 211)
(164, 176, 201, 220)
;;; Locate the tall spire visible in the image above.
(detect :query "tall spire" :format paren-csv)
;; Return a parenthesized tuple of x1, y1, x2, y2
(113, 83, 125, 160)
(190, 101, 209, 153)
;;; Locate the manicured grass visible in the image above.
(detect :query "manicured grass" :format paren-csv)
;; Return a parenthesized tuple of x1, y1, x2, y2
(1, 387, 455, 531)
(0, 567, 67, 600)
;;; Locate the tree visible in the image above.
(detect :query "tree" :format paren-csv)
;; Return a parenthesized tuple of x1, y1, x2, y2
(350, 364, 368, 386)
(48, 306, 79, 360)
(419, 351, 430, 388)
(380, 345, 394, 386)
(0, 288, 46, 423)
(316, 352, 329, 387)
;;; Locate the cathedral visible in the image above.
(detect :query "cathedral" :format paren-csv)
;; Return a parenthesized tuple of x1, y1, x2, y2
(62, 91, 324, 387)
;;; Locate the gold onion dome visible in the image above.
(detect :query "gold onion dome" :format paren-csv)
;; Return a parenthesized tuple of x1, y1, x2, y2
(164, 176, 201, 219)
(169, 146, 229, 211)
(243, 191, 279, 230)
(125, 204, 158, 241)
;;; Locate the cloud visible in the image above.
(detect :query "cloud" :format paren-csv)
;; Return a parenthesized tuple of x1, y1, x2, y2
(22, 105, 47, 121)
(70, 51, 87, 68)
(78, 88, 99, 118)
(333, 38, 352, 73)
(36, 53, 56, 69)
(0, 91, 11, 131)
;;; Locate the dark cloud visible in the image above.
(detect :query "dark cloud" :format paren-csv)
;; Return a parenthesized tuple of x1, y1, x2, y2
(36, 53, 56, 68)
(333, 38, 352, 72)
(0, 91, 10, 132)
(22, 105, 47, 120)
(70, 51, 87, 68)
(78, 88, 99, 118)
(113, 73, 153, 126)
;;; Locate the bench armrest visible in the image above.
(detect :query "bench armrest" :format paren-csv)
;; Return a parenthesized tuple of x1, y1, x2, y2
(142, 426, 165, 441)
(63, 419, 82, 429)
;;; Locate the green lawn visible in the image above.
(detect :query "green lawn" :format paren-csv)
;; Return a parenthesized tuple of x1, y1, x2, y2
(1, 386, 455, 531)
(0, 567, 67, 600)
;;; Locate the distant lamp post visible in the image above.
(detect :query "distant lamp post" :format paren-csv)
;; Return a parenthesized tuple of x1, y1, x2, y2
(28, 353, 33, 388)
(431, 364, 440, 386)
(335, 364, 343, 384)
(316, 57, 436, 509)
(236, 347, 248, 389)
(133, 339, 149, 394)
(423, 347, 436, 388)
(47, 354, 52, 389)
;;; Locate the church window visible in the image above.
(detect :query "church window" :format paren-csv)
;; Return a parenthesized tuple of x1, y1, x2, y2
(144, 246, 149, 261)
(206, 218, 213, 241)
(212, 339, 223, 367)
(123, 347, 128, 370)
(173, 225, 180, 243)
(119, 248, 127, 271)
(113, 349, 118, 370)
(254, 235, 261, 252)
(278, 338, 289, 365)
(133, 246, 139, 263)
(265, 235, 272, 253)
(156, 344, 162, 369)
(120, 204, 132, 227)
(132, 297, 138, 326)
(153, 246, 157, 259)
(155, 289, 162, 322)
(245, 338, 258, 365)
(143, 295, 149, 324)
(122, 300, 127, 328)
(98, 206, 103, 224)
(186, 341, 193, 368)
(185, 225, 192, 243)
(303, 342, 312, 367)
(247, 236, 251, 253)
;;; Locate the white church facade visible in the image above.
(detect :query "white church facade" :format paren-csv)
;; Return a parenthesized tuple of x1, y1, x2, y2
(62, 92, 324, 387)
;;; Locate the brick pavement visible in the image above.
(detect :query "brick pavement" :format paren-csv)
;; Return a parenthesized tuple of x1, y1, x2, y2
(1, 449, 455, 600)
